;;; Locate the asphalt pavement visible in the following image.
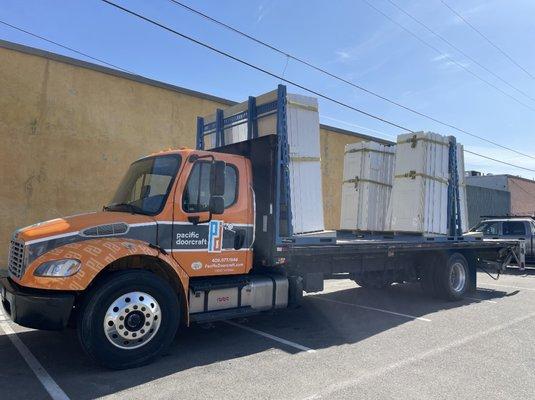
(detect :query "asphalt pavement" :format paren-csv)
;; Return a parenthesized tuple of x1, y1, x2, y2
(1, 270, 534, 400)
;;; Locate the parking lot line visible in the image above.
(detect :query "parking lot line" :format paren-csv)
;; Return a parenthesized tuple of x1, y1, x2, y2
(464, 296, 498, 304)
(0, 309, 70, 400)
(480, 282, 535, 292)
(303, 310, 535, 400)
(309, 297, 431, 322)
(223, 320, 317, 353)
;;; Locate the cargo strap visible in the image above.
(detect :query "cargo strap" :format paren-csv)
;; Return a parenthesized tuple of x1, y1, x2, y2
(394, 170, 449, 184)
(344, 176, 392, 188)
(290, 156, 321, 162)
(344, 148, 395, 156)
(398, 134, 449, 148)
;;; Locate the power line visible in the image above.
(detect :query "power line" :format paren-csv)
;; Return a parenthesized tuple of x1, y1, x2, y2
(464, 150, 535, 173)
(102, 1, 535, 173)
(0, 19, 134, 74)
(440, 0, 535, 81)
(385, 0, 535, 104)
(360, 0, 535, 113)
(100, 0, 412, 132)
(165, 0, 535, 162)
(3, 10, 534, 174)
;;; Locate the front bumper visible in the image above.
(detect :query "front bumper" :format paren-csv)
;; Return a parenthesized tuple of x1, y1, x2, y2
(0, 277, 75, 330)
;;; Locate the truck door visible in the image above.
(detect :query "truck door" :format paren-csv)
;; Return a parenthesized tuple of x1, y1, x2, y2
(502, 221, 531, 258)
(171, 155, 253, 276)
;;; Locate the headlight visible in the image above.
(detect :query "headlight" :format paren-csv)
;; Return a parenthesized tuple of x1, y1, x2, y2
(34, 259, 81, 277)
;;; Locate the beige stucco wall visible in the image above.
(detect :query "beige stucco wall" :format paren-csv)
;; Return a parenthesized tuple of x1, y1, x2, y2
(319, 128, 365, 229)
(0, 46, 231, 262)
(0, 44, 378, 262)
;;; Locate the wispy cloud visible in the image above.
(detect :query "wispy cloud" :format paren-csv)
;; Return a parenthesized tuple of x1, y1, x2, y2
(256, 4, 265, 23)
(448, 1, 491, 25)
(431, 52, 470, 71)
(335, 50, 351, 61)
(432, 53, 450, 62)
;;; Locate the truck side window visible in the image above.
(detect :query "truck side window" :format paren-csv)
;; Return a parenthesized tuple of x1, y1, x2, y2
(182, 161, 238, 212)
(503, 221, 526, 236)
(474, 221, 499, 235)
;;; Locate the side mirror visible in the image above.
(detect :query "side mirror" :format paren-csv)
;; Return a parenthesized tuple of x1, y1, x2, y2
(209, 195, 225, 215)
(210, 160, 226, 196)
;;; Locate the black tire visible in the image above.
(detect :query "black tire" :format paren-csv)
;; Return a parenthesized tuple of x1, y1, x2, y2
(77, 270, 180, 369)
(436, 253, 470, 301)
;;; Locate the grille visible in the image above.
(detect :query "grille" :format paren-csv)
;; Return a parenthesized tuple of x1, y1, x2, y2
(8, 240, 26, 279)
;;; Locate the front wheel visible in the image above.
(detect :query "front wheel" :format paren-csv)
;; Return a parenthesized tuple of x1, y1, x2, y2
(77, 270, 180, 369)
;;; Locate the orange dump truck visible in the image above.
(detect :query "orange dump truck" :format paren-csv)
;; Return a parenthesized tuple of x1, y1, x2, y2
(1, 86, 518, 369)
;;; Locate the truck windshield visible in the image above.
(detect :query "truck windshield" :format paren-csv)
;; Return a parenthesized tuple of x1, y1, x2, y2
(106, 154, 181, 215)
(471, 221, 499, 235)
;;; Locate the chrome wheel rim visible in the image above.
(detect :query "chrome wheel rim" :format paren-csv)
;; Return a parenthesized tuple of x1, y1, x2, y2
(103, 291, 161, 349)
(450, 262, 466, 293)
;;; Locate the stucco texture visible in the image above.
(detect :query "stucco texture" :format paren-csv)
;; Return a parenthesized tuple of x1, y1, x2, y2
(0, 44, 374, 262)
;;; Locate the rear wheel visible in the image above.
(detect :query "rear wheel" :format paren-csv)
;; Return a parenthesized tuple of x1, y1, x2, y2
(436, 253, 470, 301)
(77, 270, 180, 369)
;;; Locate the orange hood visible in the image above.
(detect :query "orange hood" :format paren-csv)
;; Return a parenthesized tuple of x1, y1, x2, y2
(15, 211, 155, 243)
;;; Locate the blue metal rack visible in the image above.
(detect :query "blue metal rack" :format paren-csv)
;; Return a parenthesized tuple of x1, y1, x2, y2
(196, 84, 293, 244)
(447, 136, 463, 236)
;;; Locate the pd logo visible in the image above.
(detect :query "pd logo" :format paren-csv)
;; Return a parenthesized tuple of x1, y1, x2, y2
(208, 220, 223, 253)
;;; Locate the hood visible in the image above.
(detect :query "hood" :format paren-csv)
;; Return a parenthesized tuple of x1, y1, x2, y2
(463, 231, 483, 238)
(15, 211, 155, 243)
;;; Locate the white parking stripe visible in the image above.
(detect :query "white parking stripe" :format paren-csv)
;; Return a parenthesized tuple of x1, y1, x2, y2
(0, 310, 70, 400)
(480, 282, 535, 291)
(223, 321, 316, 353)
(303, 310, 535, 400)
(465, 296, 497, 304)
(309, 297, 431, 322)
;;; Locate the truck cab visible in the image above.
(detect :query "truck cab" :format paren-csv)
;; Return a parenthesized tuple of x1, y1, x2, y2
(2, 147, 288, 369)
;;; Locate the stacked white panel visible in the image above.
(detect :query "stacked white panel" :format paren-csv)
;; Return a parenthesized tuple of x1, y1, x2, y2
(387, 132, 450, 234)
(286, 94, 324, 233)
(457, 143, 469, 233)
(203, 90, 324, 234)
(340, 142, 395, 231)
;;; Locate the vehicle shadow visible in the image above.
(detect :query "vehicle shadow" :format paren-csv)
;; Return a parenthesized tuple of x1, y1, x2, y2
(0, 280, 511, 399)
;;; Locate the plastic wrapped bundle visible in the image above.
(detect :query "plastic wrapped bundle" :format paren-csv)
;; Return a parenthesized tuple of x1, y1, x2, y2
(202, 90, 324, 234)
(340, 142, 396, 231)
(387, 132, 450, 234)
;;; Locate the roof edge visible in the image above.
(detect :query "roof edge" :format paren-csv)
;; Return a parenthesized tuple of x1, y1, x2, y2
(0, 39, 236, 106)
(0, 39, 392, 145)
(319, 124, 395, 145)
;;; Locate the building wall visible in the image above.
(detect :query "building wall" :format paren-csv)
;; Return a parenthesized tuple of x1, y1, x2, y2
(0, 42, 383, 261)
(466, 174, 535, 217)
(465, 175, 509, 191)
(509, 177, 535, 215)
(466, 185, 511, 228)
(319, 127, 368, 229)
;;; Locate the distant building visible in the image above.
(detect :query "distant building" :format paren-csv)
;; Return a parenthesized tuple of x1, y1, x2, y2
(465, 173, 535, 227)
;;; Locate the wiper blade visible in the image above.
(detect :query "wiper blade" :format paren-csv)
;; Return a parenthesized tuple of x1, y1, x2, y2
(103, 203, 148, 215)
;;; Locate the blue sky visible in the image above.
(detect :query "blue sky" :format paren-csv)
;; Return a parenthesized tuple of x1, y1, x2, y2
(2, 0, 535, 177)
